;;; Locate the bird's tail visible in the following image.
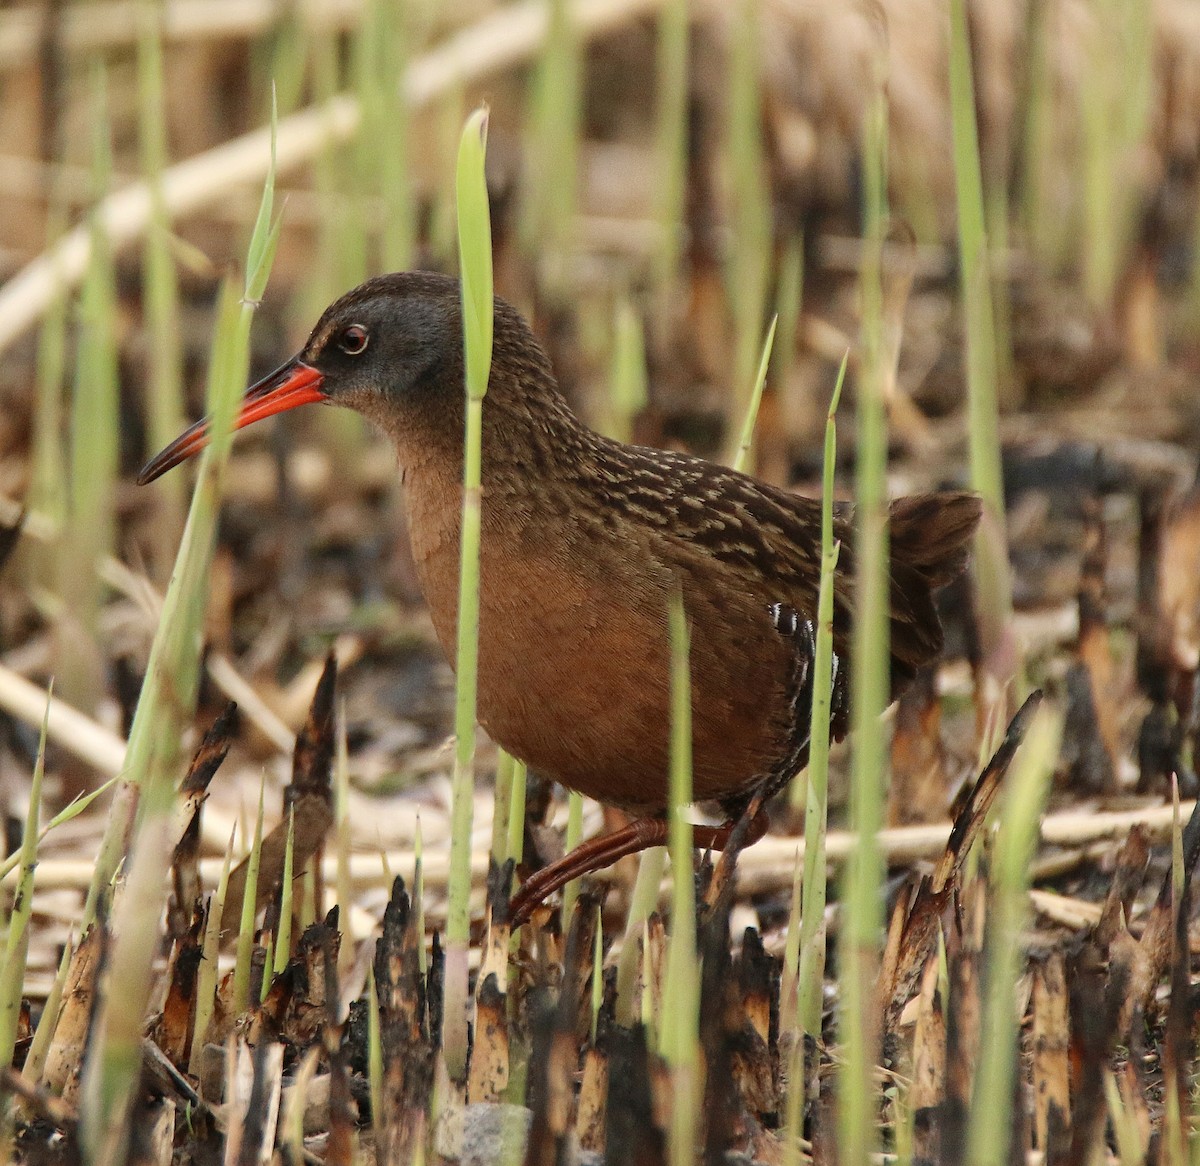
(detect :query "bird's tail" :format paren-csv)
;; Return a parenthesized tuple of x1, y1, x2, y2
(886, 491, 983, 680)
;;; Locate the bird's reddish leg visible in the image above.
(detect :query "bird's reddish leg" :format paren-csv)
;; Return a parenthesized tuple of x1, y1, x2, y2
(509, 806, 771, 925)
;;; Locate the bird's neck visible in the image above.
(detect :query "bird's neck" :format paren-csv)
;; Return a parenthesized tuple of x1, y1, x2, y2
(395, 374, 603, 578)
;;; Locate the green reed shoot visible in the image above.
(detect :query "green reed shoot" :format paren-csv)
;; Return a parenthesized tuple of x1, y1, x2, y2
(28, 239, 68, 538)
(660, 589, 698, 1166)
(838, 63, 889, 1165)
(335, 708, 353, 973)
(275, 808, 297, 977)
(560, 790, 585, 927)
(234, 777, 266, 1013)
(445, 105, 494, 1082)
(507, 759, 527, 868)
(365, 0, 416, 272)
(0, 691, 49, 1068)
(190, 826, 235, 1076)
(652, 0, 689, 310)
(726, 0, 771, 455)
(615, 845, 668, 1025)
(491, 750, 516, 865)
(1016, 0, 1052, 262)
(521, 0, 581, 283)
(797, 353, 846, 1039)
(1104, 1071, 1144, 1166)
(1078, 0, 1152, 311)
(77, 108, 281, 1157)
(137, 0, 186, 571)
(948, 0, 1015, 664)
(732, 315, 778, 473)
(24, 933, 73, 1085)
(63, 68, 119, 716)
(0, 776, 115, 885)
(966, 707, 1061, 1166)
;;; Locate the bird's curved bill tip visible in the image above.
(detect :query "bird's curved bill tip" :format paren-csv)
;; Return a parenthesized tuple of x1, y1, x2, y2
(136, 359, 327, 486)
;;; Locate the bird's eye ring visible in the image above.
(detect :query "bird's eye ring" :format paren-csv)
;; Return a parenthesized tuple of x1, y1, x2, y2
(338, 324, 369, 355)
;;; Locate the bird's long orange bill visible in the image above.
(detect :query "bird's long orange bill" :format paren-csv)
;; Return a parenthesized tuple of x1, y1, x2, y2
(136, 359, 327, 485)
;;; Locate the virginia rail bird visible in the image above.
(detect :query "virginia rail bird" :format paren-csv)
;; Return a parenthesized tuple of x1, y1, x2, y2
(140, 271, 981, 922)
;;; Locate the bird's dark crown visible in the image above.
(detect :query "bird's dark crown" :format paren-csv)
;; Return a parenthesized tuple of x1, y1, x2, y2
(297, 271, 566, 441)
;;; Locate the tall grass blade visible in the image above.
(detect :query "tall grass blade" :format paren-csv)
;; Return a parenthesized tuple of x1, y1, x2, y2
(838, 61, 889, 1165)
(965, 708, 1061, 1166)
(652, 0, 688, 314)
(137, 0, 186, 573)
(948, 0, 1017, 695)
(190, 825, 235, 1077)
(520, 0, 580, 287)
(797, 354, 847, 1039)
(62, 67, 120, 718)
(78, 105, 281, 1156)
(235, 777, 267, 1013)
(0, 690, 50, 1067)
(726, 0, 771, 459)
(660, 589, 698, 1166)
(731, 315, 778, 474)
(444, 105, 494, 1083)
(560, 790, 585, 927)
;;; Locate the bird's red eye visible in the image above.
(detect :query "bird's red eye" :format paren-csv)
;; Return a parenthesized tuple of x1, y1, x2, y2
(338, 324, 369, 355)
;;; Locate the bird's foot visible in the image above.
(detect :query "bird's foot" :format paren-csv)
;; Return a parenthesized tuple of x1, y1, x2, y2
(509, 806, 771, 926)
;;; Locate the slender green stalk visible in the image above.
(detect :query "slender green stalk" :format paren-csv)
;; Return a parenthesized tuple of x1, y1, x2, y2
(965, 708, 1061, 1166)
(234, 777, 267, 1013)
(0, 777, 116, 885)
(190, 826, 235, 1077)
(275, 808, 296, 977)
(1017, 0, 1054, 264)
(731, 316, 778, 474)
(335, 704, 353, 974)
(520, 0, 580, 284)
(781, 1037, 806, 1166)
(0, 691, 50, 1067)
(948, 0, 1015, 672)
(62, 68, 119, 716)
(797, 355, 847, 1039)
(78, 108, 280, 1157)
(1079, 0, 1152, 310)
(491, 750, 515, 866)
(28, 221, 68, 538)
(615, 846, 668, 1025)
(507, 760, 527, 867)
(660, 590, 698, 1166)
(780, 851, 804, 1021)
(377, 0, 416, 271)
(137, 0, 186, 573)
(444, 105, 494, 1082)
(83, 104, 281, 925)
(726, 0, 771, 458)
(560, 790, 585, 927)
(838, 68, 888, 1165)
(24, 931, 74, 1083)
(1104, 1072, 1143, 1166)
(652, 0, 689, 310)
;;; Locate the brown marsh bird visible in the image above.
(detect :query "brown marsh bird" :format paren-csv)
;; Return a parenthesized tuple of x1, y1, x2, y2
(140, 272, 981, 921)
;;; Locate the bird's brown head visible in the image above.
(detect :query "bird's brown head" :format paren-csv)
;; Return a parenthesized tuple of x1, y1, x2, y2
(138, 270, 547, 485)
